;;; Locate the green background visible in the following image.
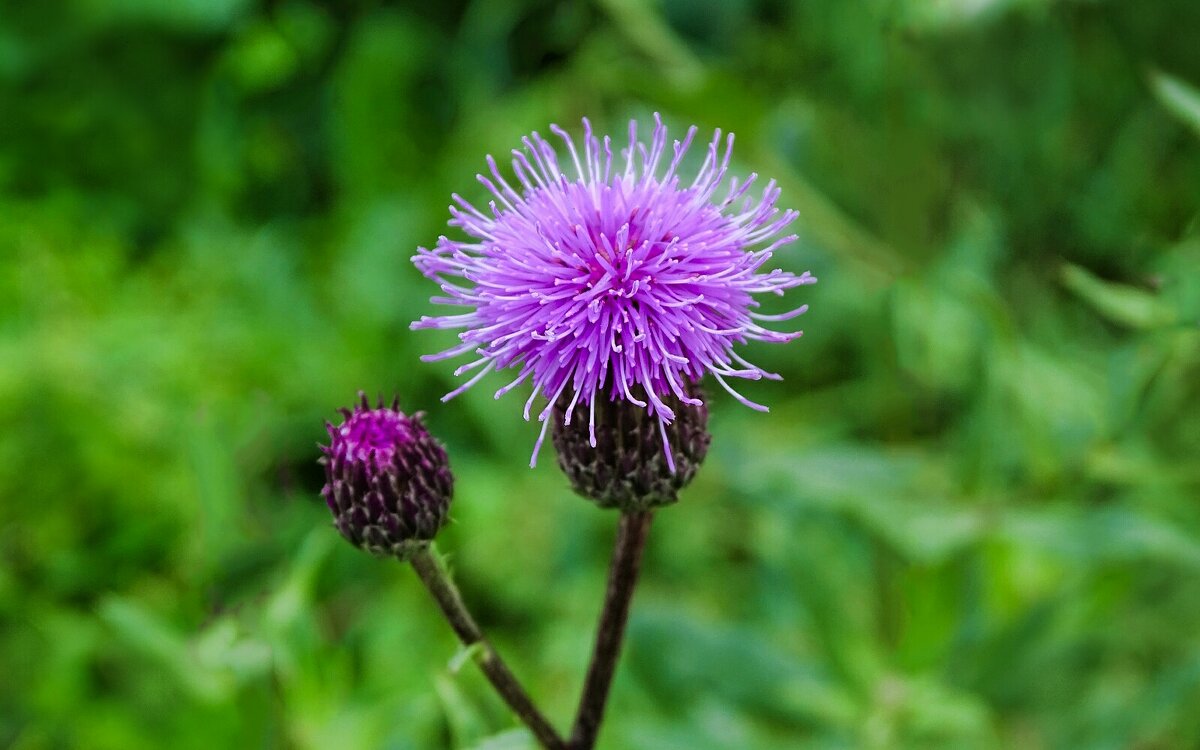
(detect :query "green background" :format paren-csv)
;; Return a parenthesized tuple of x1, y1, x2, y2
(3, 1, 1200, 748)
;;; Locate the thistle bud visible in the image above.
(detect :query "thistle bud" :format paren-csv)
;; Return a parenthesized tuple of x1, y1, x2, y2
(551, 385, 711, 512)
(320, 394, 453, 560)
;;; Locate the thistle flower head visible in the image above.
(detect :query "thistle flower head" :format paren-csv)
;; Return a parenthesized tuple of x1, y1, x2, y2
(413, 114, 815, 468)
(320, 394, 453, 559)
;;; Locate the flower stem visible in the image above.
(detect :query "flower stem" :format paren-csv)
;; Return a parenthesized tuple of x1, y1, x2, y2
(568, 511, 654, 749)
(409, 545, 567, 750)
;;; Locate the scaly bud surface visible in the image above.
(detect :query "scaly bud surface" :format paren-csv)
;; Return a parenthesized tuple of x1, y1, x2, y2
(320, 394, 453, 559)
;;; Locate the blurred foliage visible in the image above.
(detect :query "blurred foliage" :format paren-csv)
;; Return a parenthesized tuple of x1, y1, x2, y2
(2, 0, 1199, 748)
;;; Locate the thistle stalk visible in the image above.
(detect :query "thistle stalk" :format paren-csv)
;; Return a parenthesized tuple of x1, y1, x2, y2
(568, 511, 654, 749)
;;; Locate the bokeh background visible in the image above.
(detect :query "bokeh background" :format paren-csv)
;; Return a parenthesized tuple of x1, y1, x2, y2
(3, 1, 1200, 748)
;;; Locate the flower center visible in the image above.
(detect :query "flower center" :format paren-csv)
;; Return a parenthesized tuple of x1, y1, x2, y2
(582, 223, 676, 300)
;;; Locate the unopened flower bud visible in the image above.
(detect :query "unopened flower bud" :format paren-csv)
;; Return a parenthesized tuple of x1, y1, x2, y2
(320, 394, 453, 559)
(551, 385, 710, 512)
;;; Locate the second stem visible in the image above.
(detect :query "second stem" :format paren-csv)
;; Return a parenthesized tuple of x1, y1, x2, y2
(568, 510, 654, 750)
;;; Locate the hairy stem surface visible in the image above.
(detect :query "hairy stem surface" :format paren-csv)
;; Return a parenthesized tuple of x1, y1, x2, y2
(568, 511, 654, 749)
(410, 545, 566, 750)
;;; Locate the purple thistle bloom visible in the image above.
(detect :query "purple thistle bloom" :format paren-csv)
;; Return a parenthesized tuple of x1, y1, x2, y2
(412, 114, 816, 468)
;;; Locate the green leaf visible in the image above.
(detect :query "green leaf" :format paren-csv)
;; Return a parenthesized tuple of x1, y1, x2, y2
(448, 642, 487, 674)
(1150, 69, 1200, 139)
(434, 674, 491, 748)
(464, 728, 538, 750)
(98, 597, 232, 703)
(1060, 263, 1176, 330)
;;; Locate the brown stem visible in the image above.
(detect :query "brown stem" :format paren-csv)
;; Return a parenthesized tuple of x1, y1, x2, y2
(410, 545, 566, 750)
(568, 511, 654, 749)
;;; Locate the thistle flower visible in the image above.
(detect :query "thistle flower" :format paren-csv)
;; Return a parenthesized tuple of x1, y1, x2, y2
(320, 394, 453, 560)
(413, 114, 815, 468)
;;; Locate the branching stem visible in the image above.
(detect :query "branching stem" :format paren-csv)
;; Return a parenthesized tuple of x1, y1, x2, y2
(410, 545, 567, 750)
